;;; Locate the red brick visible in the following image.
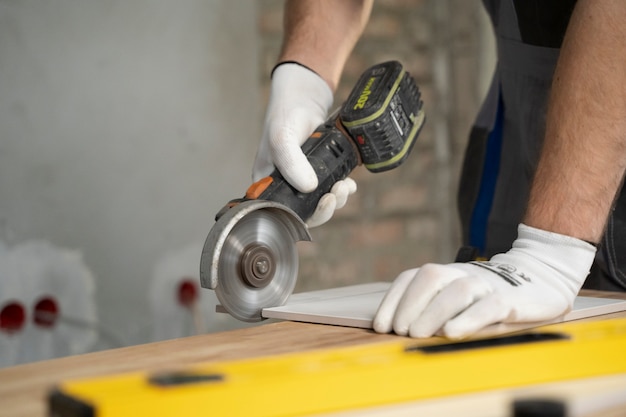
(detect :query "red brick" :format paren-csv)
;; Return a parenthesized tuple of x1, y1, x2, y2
(406, 217, 438, 241)
(372, 252, 406, 281)
(333, 191, 362, 220)
(379, 185, 427, 213)
(348, 219, 404, 247)
(377, 0, 426, 9)
(363, 15, 401, 39)
(297, 240, 319, 258)
(258, 8, 283, 35)
(342, 54, 369, 80)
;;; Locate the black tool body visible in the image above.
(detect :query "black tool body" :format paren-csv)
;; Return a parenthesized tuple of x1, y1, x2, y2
(222, 60, 425, 222)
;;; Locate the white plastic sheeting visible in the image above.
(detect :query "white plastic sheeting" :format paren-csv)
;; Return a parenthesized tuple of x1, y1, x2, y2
(0, 241, 23, 367)
(0, 240, 97, 367)
(149, 242, 249, 341)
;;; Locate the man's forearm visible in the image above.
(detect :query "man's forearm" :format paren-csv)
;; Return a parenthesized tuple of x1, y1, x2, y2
(278, 0, 373, 91)
(524, 0, 626, 243)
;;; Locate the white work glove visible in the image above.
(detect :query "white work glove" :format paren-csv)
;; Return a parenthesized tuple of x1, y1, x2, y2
(253, 63, 357, 228)
(373, 224, 597, 339)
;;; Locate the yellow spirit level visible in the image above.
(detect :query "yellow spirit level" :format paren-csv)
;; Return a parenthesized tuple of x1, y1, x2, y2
(49, 318, 626, 417)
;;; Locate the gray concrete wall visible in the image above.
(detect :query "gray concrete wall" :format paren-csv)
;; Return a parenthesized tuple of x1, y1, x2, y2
(0, 0, 259, 348)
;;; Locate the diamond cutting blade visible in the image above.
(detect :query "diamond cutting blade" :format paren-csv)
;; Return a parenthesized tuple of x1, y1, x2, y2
(200, 200, 311, 322)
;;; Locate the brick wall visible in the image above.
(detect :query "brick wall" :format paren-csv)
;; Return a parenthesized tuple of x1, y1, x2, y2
(258, 0, 493, 291)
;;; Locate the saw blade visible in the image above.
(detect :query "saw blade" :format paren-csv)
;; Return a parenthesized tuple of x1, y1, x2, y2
(213, 207, 300, 322)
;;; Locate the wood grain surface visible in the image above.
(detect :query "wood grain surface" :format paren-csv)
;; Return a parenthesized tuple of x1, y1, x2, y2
(1, 289, 625, 417)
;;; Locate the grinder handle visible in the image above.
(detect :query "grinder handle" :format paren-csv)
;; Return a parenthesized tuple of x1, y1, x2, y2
(245, 118, 360, 221)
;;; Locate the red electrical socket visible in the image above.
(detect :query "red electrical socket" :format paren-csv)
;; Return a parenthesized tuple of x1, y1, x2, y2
(33, 296, 60, 328)
(0, 300, 26, 334)
(177, 278, 198, 308)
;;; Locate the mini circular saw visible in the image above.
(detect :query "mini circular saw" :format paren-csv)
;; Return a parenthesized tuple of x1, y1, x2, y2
(201, 200, 310, 322)
(201, 61, 426, 322)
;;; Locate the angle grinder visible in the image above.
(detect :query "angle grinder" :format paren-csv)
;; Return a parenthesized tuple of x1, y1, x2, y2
(200, 61, 426, 322)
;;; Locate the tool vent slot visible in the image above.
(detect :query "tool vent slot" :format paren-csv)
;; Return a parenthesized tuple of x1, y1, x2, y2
(326, 139, 345, 158)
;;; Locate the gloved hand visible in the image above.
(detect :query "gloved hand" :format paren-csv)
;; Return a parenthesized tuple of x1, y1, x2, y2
(253, 62, 356, 228)
(373, 224, 597, 339)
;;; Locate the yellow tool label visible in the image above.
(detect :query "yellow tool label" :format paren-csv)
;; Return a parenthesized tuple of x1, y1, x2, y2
(353, 76, 376, 110)
(50, 318, 626, 417)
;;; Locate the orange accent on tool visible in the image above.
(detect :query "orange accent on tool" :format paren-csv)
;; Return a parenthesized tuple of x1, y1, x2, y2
(245, 176, 274, 200)
(310, 132, 323, 139)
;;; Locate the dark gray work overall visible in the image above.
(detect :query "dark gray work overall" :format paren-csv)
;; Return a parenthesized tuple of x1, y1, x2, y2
(457, 0, 626, 291)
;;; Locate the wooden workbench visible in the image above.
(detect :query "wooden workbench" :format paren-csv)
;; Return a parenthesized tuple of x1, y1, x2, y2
(1, 289, 626, 417)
